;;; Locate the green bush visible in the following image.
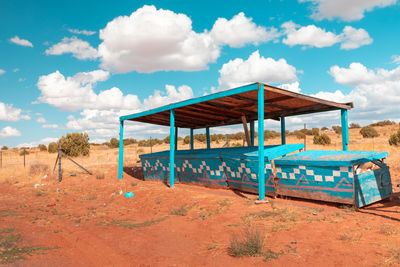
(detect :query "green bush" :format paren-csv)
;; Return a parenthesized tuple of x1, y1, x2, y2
(313, 133, 331, 145)
(108, 138, 119, 148)
(138, 138, 162, 147)
(59, 132, 90, 157)
(123, 138, 137, 146)
(369, 120, 395, 127)
(1, 146, 8, 151)
(321, 126, 328, 131)
(332, 126, 342, 135)
(349, 123, 361, 129)
(389, 130, 400, 146)
(48, 142, 58, 153)
(163, 136, 170, 144)
(38, 144, 47, 152)
(19, 148, 30, 156)
(360, 126, 379, 138)
(264, 130, 280, 140)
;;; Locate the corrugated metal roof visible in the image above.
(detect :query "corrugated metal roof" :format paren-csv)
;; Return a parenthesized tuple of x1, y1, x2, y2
(120, 83, 353, 129)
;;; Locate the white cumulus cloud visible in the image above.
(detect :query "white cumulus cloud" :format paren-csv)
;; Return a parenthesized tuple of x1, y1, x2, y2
(0, 126, 21, 138)
(282, 21, 372, 49)
(299, 0, 397, 21)
(392, 55, 400, 64)
(45, 37, 99, 60)
(37, 117, 46, 123)
(98, 5, 220, 73)
(218, 50, 298, 90)
(0, 102, 30, 121)
(312, 62, 400, 124)
(42, 124, 59, 129)
(67, 28, 96, 36)
(36, 69, 141, 112)
(10, 36, 33, 47)
(0, 69, 5, 75)
(210, 12, 279, 48)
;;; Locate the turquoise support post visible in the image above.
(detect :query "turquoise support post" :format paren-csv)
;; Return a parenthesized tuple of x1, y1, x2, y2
(281, 117, 286, 145)
(170, 109, 175, 187)
(174, 127, 178, 151)
(250, 120, 255, 146)
(190, 128, 194, 150)
(118, 120, 124, 180)
(341, 109, 349, 151)
(258, 84, 265, 200)
(206, 127, 210, 149)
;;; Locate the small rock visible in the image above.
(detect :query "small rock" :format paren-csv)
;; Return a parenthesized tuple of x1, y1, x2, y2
(312, 211, 318, 216)
(43, 174, 48, 179)
(56, 188, 60, 192)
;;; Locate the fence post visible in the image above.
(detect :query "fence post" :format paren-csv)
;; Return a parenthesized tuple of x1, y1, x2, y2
(303, 124, 307, 151)
(24, 148, 26, 167)
(0, 151, 2, 168)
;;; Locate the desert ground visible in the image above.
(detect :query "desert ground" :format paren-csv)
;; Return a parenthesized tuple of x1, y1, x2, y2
(1, 125, 400, 266)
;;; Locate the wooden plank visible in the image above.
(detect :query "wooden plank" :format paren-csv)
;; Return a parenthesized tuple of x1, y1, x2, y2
(241, 115, 251, 147)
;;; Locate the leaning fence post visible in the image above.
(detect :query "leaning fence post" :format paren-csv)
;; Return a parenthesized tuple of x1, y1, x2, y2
(23, 148, 26, 167)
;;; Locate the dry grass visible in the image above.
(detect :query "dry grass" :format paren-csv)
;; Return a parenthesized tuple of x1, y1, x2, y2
(1, 124, 399, 186)
(229, 226, 265, 257)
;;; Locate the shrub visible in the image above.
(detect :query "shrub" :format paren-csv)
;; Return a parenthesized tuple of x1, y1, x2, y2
(389, 130, 400, 146)
(38, 144, 47, 151)
(19, 148, 29, 156)
(313, 133, 331, 145)
(138, 138, 162, 147)
(29, 163, 49, 175)
(264, 130, 280, 140)
(163, 136, 170, 144)
(59, 132, 90, 157)
(108, 138, 119, 148)
(332, 126, 342, 135)
(360, 126, 379, 138)
(349, 123, 361, 129)
(369, 120, 395, 127)
(1, 146, 8, 150)
(48, 142, 58, 153)
(292, 130, 305, 139)
(123, 138, 137, 146)
(229, 226, 264, 257)
(321, 126, 328, 131)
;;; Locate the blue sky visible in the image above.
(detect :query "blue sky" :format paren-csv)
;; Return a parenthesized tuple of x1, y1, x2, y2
(1, 0, 400, 147)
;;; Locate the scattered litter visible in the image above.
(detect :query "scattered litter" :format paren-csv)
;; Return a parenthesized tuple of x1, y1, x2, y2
(110, 192, 116, 196)
(193, 201, 198, 204)
(34, 183, 40, 188)
(102, 202, 107, 207)
(91, 214, 95, 217)
(41, 184, 45, 186)
(119, 190, 123, 195)
(312, 211, 318, 216)
(43, 174, 48, 179)
(56, 188, 60, 192)
(14, 181, 19, 184)
(70, 174, 77, 177)
(47, 203, 56, 207)
(125, 192, 134, 198)
(75, 224, 80, 227)
(397, 183, 400, 187)
(202, 215, 206, 220)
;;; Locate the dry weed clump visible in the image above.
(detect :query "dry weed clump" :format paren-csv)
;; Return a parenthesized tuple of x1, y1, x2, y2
(29, 163, 49, 176)
(229, 226, 265, 257)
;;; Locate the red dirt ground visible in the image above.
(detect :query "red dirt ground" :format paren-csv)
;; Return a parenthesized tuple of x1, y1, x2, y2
(1, 166, 400, 266)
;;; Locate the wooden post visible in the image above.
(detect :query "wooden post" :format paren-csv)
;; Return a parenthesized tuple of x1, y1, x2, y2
(250, 120, 255, 146)
(190, 128, 194, 150)
(258, 83, 265, 201)
(241, 115, 251, 147)
(175, 127, 178, 151)
(170, 109, 175, 187)
(341, 109, 349, 151)
(23, 148, 26, 167)
(281, 117, 286, 145)
(304, 124, 307, 151)
(58, 148, 62, 182)
(118, 120, 124, 179)
(206, 127, 210, 149)
(0, 151, 2, 168)
(150, 136, 152, 153)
